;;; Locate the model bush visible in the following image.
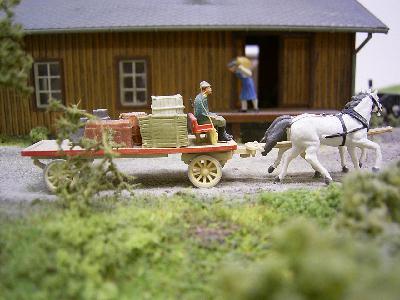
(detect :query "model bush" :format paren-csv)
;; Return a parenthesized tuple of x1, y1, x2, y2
(258, 184, 342, 225)
(336, 161, 400, 237)
(29, 126, 49, 143)
(47, 100, 136, 211)
(217, 219, 400, 300)
(0, 0, 33, 93)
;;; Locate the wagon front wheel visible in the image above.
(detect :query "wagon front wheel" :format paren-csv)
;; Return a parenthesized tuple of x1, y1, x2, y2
(188, 155, 222, 188)
(44, 159, 75, 192)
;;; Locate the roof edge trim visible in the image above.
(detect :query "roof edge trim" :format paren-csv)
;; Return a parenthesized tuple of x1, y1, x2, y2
(23, 24, 389, 35)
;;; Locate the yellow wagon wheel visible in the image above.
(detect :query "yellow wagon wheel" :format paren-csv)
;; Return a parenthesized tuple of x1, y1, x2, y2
(188, 155, 222, 188)
(43, 159, 75, 192)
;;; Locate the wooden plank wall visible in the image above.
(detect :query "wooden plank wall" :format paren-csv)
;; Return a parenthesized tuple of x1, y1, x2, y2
(310, 32, 355, 109)
(0, 31, 236, 135)
(280, 36, 311, 107)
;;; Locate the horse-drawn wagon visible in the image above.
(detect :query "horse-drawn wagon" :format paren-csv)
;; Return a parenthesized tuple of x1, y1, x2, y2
(21, 90, 392, 192)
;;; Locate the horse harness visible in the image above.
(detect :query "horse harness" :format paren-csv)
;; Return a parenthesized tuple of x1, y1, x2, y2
(325, 108, 369, 146)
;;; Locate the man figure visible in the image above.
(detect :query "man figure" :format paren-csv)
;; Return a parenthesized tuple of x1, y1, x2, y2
(194, 81, 232, 142)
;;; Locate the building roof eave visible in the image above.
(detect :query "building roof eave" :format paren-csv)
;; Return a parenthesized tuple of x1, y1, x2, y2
(23, 24, 389, 35)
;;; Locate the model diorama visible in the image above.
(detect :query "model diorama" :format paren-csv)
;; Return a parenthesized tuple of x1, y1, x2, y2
(21, 87, 391, 191)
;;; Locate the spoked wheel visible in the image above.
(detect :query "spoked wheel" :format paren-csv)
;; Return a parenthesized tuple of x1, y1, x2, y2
(188, 155, 222, 188)
(43, 159, 75, 192)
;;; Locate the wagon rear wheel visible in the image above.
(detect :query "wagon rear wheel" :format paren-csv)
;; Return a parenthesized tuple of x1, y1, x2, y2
(43, 159, 75, 192)
(188, 155, 222, 188)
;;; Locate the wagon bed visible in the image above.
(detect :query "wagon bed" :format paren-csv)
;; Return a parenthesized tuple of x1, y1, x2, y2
(21, 137, 238, 190)
(21, 139, 237, 158)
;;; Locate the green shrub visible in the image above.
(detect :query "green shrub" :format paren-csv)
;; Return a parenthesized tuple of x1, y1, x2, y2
(258, 184, 342, 226)
(46, 101, 136, 211)
(370, 113, 384, 128)
(387, 114, 400, 127)
(336, 161, 400, 237)
(29, 126, 49, 143)
(217, 219, 400, 300)
(0, 134, 30, 146)
(0, 195, 284, 299)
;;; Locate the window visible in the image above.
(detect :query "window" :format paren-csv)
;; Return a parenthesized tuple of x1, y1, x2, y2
(33, 61, 63, 108)
(119, 60, 148, 106)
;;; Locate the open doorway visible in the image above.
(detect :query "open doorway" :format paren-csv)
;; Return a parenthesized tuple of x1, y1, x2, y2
(245, 36, 279, 108)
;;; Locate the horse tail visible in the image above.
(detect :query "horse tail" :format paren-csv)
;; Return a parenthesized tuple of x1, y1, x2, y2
(261, 115, 292, 156)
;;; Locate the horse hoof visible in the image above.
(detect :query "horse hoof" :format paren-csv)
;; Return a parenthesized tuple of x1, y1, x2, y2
(359, 162, 363, 168)
(261, 151, 268, 157)
(268, 166, 275, 173)
(274, 176, 281, 183)
(342, 166, 349, 173)
(313, 171, 322, 178)
(324, 177, 333, 185)
(372, 167, 380, 173)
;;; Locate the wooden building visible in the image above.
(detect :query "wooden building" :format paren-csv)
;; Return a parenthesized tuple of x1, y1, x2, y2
(0, 0, 388, 135)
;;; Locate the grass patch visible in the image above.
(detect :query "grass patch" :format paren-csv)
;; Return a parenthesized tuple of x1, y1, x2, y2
(0, 134, 31, 147)
(379, 84, 400, 94)
(0, 188, 342, 300)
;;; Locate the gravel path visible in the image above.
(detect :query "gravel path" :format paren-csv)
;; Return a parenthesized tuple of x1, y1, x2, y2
(1, 129, 399, 202)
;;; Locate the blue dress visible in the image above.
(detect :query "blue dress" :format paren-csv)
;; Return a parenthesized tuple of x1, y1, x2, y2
(236, 71, 257, 101)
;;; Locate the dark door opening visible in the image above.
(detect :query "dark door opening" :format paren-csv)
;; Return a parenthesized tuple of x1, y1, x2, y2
(245, 36, 279, 108)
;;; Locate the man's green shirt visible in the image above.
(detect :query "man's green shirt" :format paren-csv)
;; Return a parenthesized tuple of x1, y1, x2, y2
(194, 92, 210, 124)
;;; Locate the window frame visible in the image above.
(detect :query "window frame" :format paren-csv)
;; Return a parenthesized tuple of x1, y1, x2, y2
(32, 60, 65, 109)
(117, 58, 150, 108)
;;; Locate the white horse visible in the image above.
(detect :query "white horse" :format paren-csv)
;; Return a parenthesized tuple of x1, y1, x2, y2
(262, 90, 383, 184)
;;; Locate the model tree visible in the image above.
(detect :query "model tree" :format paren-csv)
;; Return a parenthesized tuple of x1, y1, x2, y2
(0, 0, 32, 94)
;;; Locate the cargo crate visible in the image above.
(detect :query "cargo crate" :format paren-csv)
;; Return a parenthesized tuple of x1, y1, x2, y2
(84, 119, 133, 148)
(151, 94, 185, 115)
(139, 114, 188, 148)
(119, 112, 147, 146)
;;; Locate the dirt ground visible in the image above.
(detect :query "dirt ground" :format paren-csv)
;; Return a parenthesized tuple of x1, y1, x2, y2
(0, 128, 399, 203)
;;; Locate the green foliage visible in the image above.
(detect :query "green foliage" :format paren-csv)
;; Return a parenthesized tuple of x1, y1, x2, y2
(258, 184, 342, 225)
(0, 133, 30, 146)
(29, 126, 49, 143)
(387, 113, 400, 127)
(370, 113, 384, 128)
(217, 219, 400, 300)
(336, 161, 400, 237)
(47, 100, 136, 211)
(379, 84, 400, 94)
(0, 195, 286, 300)
(0, 0, 33, 94)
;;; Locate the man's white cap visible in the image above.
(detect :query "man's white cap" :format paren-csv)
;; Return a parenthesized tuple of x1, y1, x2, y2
(199, 81, 211, 89)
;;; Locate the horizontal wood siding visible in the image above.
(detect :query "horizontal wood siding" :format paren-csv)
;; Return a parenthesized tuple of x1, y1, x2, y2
(280, 36, 311, 107)
(0, 31, 235, 135)
(311, 32, 354, 109)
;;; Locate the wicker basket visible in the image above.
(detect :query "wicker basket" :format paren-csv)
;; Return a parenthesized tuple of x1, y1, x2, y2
(151, 94, 185, 115)
(139, 114, 188, 148)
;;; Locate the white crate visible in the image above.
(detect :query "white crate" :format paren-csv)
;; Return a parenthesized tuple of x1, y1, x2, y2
(151, 94, 185, 115)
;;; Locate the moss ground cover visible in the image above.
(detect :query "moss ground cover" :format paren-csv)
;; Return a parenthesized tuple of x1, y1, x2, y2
(1, 161, 399, 300)
(0, 134, 30, 147)
(0, 187, 342, 300)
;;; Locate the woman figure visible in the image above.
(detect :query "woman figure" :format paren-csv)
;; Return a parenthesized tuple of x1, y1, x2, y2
(228, 57, 259, 112)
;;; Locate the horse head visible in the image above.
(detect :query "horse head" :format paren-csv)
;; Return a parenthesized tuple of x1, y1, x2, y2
(370, 89, 383, 116)
(347, 90, 382, 116)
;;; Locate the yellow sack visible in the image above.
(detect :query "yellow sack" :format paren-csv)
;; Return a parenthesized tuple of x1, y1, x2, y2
(236, 56, 252, 69)
(209, 128, 218, 145)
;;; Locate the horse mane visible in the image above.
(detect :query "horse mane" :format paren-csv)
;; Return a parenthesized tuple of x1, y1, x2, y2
(344, 92, 370, 109)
